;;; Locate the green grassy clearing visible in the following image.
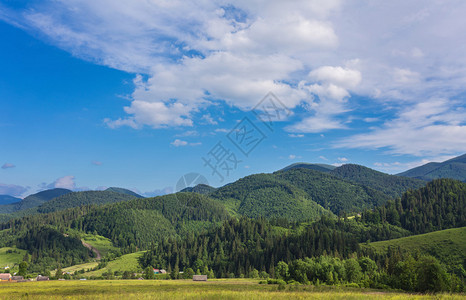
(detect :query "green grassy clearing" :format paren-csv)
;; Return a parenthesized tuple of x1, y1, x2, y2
(81, 251, 146, 277)
(0, 247, 27, 270)
(0, 279, 464, 300)
(362, 227, 466, 270)
(79, 232, 119, 258)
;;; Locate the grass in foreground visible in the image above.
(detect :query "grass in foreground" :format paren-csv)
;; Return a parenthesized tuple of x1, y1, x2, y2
(0, 279, 464, 300)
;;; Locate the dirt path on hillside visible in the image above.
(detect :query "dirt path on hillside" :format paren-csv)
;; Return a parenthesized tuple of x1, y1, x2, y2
(81, 240, 102, 260)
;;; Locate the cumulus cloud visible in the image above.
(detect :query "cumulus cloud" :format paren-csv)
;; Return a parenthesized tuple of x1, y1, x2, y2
(1, 163, 15, 169)
(335, 99, 466, 156)
(171, 139, 188, 147)
(3, 0, 466, 156)
(50, 175, 76, 190)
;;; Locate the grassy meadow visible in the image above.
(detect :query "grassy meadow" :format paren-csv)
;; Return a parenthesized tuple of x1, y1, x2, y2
(0, 279, 465, 300)
(0, 247, 26, 271)
(61, 251, 146, 277)
(362, 227, 466, 268)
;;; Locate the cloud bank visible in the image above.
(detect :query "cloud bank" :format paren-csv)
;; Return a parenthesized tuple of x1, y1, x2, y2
(1, 0, 465, 157)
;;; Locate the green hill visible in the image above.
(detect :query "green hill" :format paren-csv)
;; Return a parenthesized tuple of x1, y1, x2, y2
(0, 188, 71, 214)
(362, 227, 466, 274)
(274, 168, 390, 214)
(37, 190, 138, 213)
(361, 179, 466, 234)
(180, 184, 216, 195)
(105, 187, 144, 198)
(210, 173, 332, 220)
(279, 162, 336, 173)
(398, 153, 466, 182)
(330, 164, 426, 199)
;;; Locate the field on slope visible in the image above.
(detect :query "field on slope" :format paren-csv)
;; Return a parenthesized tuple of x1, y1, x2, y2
(362, 227, 466, 271)
(0, 279, 462, 300)
(0, 247, 27, 269)
(62, 251, 146, 277)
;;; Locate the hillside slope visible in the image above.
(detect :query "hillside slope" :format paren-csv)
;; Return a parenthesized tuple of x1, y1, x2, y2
(0, 188, 71, 214)
(398, 153, 466, 182)
(331, 164, 426, 199)
(37, 190, 138, 213)
(105, 187, 144, 198)
(0, 195, 21, 205)
(209, 173, 332, 220)
(362, 227, 466, 274)
(279, 163, 336, 173)
(274, 168, 390, 214)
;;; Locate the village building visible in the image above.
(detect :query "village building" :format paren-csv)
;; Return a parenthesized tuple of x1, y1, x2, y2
(0, 273, 11, 281)
(36, 275, 50, 281)
(192, 275, 207, 281)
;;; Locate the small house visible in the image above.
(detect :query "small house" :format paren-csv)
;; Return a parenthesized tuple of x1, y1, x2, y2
(153, 268, 160, 274)
(0, 273, 11, 281)
(193, 275, 207, 281)
(11, 276, 24, 282)
(36, 275, 49, 281)
(159, 269, 167, 274)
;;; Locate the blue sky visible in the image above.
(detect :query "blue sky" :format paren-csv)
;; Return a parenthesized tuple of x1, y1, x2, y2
(1, 1, 465, 197)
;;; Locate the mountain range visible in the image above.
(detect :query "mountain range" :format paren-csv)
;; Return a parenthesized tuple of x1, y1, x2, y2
(0, 154, 464, 290)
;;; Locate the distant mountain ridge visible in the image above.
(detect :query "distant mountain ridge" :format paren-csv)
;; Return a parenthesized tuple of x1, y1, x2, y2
(398, 153, 466, 182)
(180, 184, 216, 195)
(0, 195, 21, 205)
(0, 188, 72, 214)
(330, 164, 426, 199)
(279, 162, 336, 173)
(105, 187, 144, 198)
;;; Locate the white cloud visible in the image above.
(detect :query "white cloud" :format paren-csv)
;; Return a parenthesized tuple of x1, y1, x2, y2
(289, 154, 297, 160)
(170, 139, 201, 147)
(91, 161, 102, 166)
(202, 114, 218, 125)
(171, 139, 188, 147)
(288, 134, 304, 138)
(319, 156, 328, 161)
(335, 99, 466, 156)
(215, 128, 230, 133)
(176, 130, 199, 137)
(309, 66, 361, 89)
(1, 163, 15, 169)
(3, 0, 466, 157)
(338, 157, 348, 162)
(52, 175, 76, 190)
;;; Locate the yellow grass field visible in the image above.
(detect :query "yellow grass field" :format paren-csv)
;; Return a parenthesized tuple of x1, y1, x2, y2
(0, 279, 464, 300)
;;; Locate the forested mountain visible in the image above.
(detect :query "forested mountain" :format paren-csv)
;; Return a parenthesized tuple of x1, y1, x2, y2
(330, 164, 426, 199)
(361, 179, 466, 234)
(0, 188, 71, 214)
(0, 175, 464, 292)
(37, 190, 139, 213)
(180, 184, 216, 195)
(209, 173, 332, 220)
(105, 187, 144, 198)
(274, 168, 389, 214)
(279, 163, 336, 173)
(398, 153, 466, 182)
(0, 195, 21, 205)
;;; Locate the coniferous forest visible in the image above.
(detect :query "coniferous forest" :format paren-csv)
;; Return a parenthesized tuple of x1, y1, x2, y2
(0, 164, 465, 293)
